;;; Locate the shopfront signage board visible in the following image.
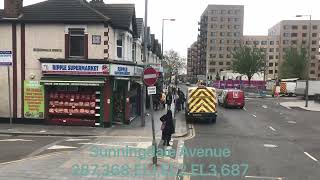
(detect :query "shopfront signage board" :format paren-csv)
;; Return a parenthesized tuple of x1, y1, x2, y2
(24, 81, 45, 119)
(143, 67, 158, 86)
(147, 86, 156, 95)
(109, 64, 135, 76)
(0, 51, 12, 65)
(41, 63, 109, 75)
(134, 66, 144, 76)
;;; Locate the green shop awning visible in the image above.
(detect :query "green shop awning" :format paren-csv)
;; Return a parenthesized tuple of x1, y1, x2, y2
(40, 76, 106, 86)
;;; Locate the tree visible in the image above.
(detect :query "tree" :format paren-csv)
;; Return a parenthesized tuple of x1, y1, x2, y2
(280, 47, 307, 79)
(162, 50, 186, 83)
(231, 45, 266, 85)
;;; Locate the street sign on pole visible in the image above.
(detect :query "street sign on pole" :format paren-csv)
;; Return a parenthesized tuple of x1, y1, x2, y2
(143, 67, 158, 165)
(0, 51, 13, 125)
(144, 67, 158, 86)
(147, 86, 156, 95)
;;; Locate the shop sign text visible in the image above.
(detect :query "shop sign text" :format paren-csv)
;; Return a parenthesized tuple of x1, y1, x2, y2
(110, 64, 134, 76)
(42, 63, 109, 76)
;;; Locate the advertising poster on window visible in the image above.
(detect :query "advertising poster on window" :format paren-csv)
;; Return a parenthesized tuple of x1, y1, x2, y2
(24, 81, 45, 119)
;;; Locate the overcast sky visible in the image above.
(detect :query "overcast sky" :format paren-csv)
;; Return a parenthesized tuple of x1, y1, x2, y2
(1, 0, 320, 58)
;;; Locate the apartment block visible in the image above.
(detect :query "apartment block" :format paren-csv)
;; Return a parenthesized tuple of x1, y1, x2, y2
(242, 36, 280, 80)
(187, 41, 200, 80)
(198, 5, 244, 80)
(268, 20, 320, 80)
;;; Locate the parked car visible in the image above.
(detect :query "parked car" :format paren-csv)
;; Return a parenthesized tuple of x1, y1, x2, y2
(218, 89, 245, 109)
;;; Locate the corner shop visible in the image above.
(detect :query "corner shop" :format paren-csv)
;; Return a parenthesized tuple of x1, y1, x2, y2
(38, 62, 143, 127)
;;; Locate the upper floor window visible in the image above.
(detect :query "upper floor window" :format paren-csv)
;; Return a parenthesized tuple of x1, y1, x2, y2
(69, 28, 85, 57)
(292, 25, 298, 30)
(117, 37, 123, 58)
(132, 43, 135, 61)
(302, 25, 307, 30)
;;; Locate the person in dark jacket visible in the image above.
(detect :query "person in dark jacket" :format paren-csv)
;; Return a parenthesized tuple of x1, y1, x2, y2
(160, 110, 175, 146)
(166, 92, 173, 110)
(179, 91, 186, 110)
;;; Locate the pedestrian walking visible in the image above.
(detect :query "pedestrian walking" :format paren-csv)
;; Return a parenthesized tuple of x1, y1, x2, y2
(175, 92, 180, 112)
(179, 91, 186, 110)
(166, 92, 173, 110)
(160, 110, 175, 146)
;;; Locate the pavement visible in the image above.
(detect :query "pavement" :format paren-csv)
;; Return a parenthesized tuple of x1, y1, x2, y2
(280, 100, 320, 111)
(0, 103, 188, 138)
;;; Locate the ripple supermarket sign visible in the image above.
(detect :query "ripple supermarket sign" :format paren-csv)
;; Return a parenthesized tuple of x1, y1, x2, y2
(41, 63, 109, 75)
(109, 64, 134, 76)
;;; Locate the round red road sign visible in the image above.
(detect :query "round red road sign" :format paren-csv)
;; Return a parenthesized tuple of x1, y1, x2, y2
(143, 67, 158, 86)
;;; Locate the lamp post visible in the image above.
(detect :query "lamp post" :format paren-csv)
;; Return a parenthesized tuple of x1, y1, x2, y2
(296, 14, 311, 107)
(161, 18, 175, 56)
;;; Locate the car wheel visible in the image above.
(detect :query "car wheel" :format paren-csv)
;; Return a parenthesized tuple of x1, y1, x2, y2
(239, 106, 244, 109)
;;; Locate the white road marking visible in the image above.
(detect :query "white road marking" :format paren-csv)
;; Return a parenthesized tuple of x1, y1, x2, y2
(285, 106, 292, 110)
(245, 175, 283, 179)
(136, 142, 152, 149)
(39, 130, 47, 133)
(0, 139, 33, 142)
(263, 144, 278, 148)
(269, 126, 276, 131)
(287, 121, 296, 124)
(252, 114, 257, 118)
(304, 152, 318, 162)
(243, 107, 247, 111)
(66, 138, 91, 142)
(262, 105, 268, 109)
(47, 145, 77, 150)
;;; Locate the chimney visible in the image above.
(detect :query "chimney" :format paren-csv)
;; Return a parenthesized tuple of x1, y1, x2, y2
(4, 0, 23, 18)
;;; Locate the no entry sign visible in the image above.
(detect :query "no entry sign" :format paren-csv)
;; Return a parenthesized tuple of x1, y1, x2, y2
(143, 67, 158, 86)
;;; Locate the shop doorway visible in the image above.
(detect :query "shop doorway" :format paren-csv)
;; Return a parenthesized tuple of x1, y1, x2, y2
(113, 80, 126, 124)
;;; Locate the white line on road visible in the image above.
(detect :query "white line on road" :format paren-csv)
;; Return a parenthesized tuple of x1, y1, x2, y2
(287, 121, 296, 124)
(245, 175, 283, 179)
(263, 144, 278, 148)
(0, 139, 33, 142)
(252, 114, 257, 118)
(304, 152, 318, 162)
(285, 106, 292, 110)
(243, 107, 247, 111)
(269, 126, 276, 131)
(66, 138, 91, 142)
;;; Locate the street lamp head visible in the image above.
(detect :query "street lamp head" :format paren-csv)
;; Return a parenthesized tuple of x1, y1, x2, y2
(170, 19, 176, 21)
(296, 15, 303, 17)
